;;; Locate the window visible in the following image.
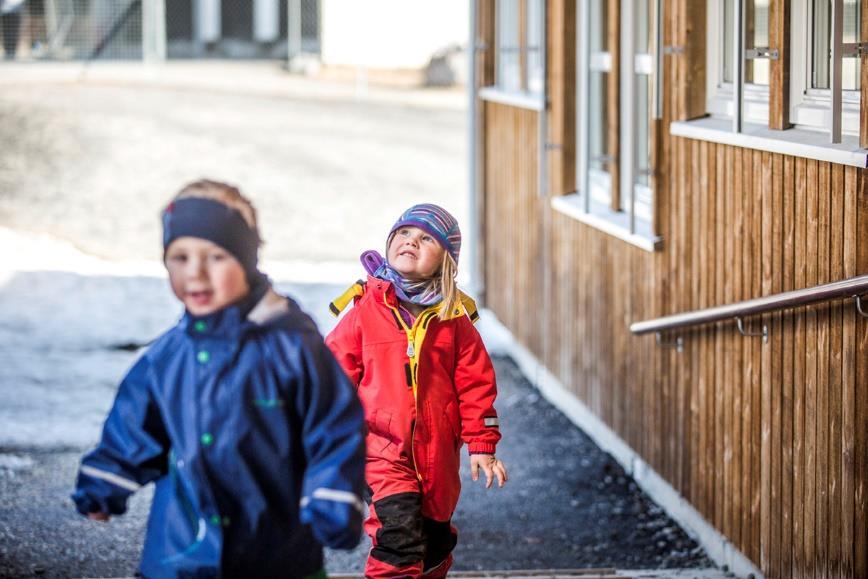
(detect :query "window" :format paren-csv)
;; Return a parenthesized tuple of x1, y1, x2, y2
(708, 0, 862, 140)
(493, 0, 545, 97)
(708, 0, 773, 125)
(629, 0, 654, 224)
(587, 0, 612, 208)
(727, 0, 771, 86)
(496, 0, 522, 92)
(526, 0, 544, 94)
(791, 0, 861, 136)
(564, 0, 659, 250)
(810, 0, 860, 91)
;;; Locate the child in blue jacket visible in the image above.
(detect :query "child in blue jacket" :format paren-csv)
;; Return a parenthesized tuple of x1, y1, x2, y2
(72, 179, 366, 579)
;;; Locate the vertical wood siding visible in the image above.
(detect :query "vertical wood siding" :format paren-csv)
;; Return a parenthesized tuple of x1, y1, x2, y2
(482, 102, 543, 359)
(481, 43, 867, 579)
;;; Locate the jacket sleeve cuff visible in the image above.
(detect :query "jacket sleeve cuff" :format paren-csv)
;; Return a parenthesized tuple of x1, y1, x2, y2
(71, 490, 110, 516)
(72, 491, 98, 516)
(467, 442, 497, 455)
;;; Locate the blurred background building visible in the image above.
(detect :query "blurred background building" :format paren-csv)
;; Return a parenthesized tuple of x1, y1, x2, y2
(0, 0, 467, 86)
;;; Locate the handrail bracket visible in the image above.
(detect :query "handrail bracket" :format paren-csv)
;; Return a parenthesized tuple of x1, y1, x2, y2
(655, 332, 684, 353)
(735, 316, 768, 343)
(856, 294, 868, 318)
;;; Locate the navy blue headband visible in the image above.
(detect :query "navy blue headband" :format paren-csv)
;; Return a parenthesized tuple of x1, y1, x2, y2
(162, 197, 261, 279)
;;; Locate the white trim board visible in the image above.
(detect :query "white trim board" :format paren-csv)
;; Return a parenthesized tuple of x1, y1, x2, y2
(551, 195, 662, 253)
(483, 311, 764, 579)
(479, 86, 545, 111)
(670, 117, 868, 168)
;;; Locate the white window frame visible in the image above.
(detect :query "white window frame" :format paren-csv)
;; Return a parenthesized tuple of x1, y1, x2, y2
(561, 0, 660, 252)
(586, 26, 613, 209)
(624, 6, 655, 226)
(481, 0, 546, 109)
(706, 0, 773, 125)
(707, 0, 862, 140)
(790, 0, 860, 136)
(526, 0, 545, 94)
(495, 0, 523, 93)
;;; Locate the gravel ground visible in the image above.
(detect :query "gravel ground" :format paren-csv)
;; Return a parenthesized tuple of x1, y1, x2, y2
(0, 356, 713, 578)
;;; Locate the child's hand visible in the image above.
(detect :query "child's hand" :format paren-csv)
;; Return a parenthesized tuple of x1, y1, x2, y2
(470, 454, 508, 489)
(87, 512, 110, 522)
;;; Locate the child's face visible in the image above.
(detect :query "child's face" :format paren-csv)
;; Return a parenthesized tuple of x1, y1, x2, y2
(387, 226, 445, 281)
(165, 237, 250, 316)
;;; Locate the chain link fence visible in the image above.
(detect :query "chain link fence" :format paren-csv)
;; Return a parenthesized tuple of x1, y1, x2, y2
(0, 0, 319, 61)
(2, 0, 142, 60)
(167, 0, 319, 59)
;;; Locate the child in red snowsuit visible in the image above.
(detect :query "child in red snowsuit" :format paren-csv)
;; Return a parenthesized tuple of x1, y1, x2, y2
(326, 203, 508, 578)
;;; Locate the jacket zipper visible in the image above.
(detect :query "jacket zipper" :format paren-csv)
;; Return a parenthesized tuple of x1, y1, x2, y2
(384, 297, 437, 482)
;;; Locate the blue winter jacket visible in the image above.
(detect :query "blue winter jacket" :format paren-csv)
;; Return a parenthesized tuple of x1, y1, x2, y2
(72, 289, 366, 579)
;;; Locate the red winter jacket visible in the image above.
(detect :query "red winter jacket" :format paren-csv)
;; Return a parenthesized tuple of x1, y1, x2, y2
(325, 276, 500, 497)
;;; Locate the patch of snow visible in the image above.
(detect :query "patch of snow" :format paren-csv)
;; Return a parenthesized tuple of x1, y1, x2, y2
(0, 454, 34, 472)
(264, 259, 363, 285)
(0, 229, 348, 451)
(0, 228, 486, 452)
(0, 227, 363, 285)
(0, 227, 164, 279)
(475, 309, 518, 356)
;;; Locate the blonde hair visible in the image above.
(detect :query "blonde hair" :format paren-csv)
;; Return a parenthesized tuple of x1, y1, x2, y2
(437, 251, 461, 320)
(172, 179, 262, 244)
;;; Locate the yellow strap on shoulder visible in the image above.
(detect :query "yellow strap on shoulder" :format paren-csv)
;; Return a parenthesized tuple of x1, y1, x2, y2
(458, 291, 480, 324)
(329, 281, 365, 317)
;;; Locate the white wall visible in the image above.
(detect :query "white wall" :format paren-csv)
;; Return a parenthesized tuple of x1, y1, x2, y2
(320, 0, 467, 69)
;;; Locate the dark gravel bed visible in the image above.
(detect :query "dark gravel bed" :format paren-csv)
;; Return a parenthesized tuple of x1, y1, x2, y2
(0, 356, 714, 577)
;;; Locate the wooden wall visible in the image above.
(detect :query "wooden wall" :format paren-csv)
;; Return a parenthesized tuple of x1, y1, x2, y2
(483, 103, 544, 357)
(478, 1, 868, 577)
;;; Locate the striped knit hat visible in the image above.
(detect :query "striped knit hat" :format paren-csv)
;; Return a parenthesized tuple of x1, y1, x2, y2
(389, 203, 461, 264)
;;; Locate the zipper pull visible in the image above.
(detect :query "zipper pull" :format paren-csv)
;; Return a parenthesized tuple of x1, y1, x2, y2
(406, 341, 415, 358)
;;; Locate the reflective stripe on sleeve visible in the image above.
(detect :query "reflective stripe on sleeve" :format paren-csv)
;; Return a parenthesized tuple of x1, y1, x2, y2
(484, 417, 500, 427)
(300, 488, 365, 514)
(80, 465, 142, 492)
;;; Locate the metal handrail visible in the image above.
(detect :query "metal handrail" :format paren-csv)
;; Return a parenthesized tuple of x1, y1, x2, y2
(631, 274, 868, 335)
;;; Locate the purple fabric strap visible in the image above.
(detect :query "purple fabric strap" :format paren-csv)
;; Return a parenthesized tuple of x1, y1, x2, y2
(361, 250, 384, 277)
(359, 250, 442, 307)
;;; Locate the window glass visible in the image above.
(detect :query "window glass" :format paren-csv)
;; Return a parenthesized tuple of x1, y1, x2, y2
(590, 0, 609, 53)
(589, 71, 609, 175)
(635, 0, 650, 50)
(722, 0, 770, 85)
(589, 0, 609, 180)
(846, 0, 862, 91)
(634, 74, 651, 191)
(724, 0, 735, 83)
(633, 0, 652, 198)
(497, 0, 521, 92)
(527, 0, 544, 94)
(746, 0, 770, 85)
(812, 0, 861, 91)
